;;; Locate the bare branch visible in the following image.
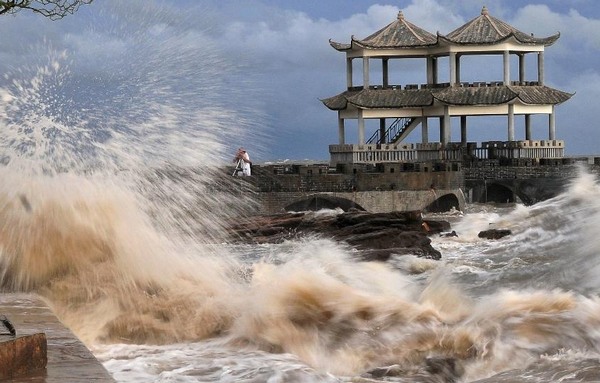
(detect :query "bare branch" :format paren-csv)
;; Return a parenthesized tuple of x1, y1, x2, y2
(0, 0, 93, 20)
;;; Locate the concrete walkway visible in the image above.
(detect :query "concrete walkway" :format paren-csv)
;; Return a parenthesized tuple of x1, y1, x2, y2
(0, 293, 115, 382)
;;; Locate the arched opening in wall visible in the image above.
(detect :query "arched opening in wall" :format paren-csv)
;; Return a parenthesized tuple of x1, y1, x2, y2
(284, 195, 366, 212)
(424, 193, 460, 213)
(483, 183, 515, 203)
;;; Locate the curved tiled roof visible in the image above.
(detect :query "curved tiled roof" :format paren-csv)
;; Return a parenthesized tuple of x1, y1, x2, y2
(330, 7, 560, 52)
(321, 88, 433, 110)
(329, 40, 351, 51)
(347, 88, 434, 108)
(321, 85, 573, 110)
(433, 86, 518, 105)
(438, 6, 559, 46)
(507, 85, 573, 105)
(321, 90, 359, 110)
(329, 11, 437, 51)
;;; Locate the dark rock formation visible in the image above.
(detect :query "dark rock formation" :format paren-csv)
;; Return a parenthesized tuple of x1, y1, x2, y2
(362, 358, 464, 382)
(425, 357, 464, 382)
(441, 230, 458, 238)
(363, 364, 405, 378)
(478, 229, 512, 240)
(227, 210, 449, 260)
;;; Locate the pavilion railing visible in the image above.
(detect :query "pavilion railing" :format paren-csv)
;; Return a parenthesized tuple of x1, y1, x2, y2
(329, 140, 565, 166)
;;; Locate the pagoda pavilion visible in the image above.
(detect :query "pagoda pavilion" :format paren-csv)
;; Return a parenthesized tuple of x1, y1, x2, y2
(322, 6, 573, 167)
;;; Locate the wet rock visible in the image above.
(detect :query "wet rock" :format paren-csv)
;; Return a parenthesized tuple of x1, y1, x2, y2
(441, 231, 458, 238)
(425, 357, 464, 382)
(363, 364, 405, 378)
(228, 210, 448, 260)
(362, 358, 464, 382)
(478, 229, 512, 240)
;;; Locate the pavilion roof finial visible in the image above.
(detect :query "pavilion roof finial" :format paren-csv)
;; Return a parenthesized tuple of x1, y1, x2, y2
(481, 5, 489, 16)
(397, 10, 404, 21)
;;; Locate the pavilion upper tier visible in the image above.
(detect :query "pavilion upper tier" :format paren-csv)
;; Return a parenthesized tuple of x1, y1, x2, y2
(328, 6, 562, 88)
(331, 6, 558, 52)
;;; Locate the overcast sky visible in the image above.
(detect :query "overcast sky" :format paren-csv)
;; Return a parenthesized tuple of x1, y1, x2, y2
(1, 0, 599, 164)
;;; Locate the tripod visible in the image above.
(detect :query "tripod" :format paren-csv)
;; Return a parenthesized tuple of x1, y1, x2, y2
(232, 158, 244, 176)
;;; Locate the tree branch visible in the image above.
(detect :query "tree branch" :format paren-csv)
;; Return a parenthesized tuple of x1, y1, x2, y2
(0, 0, 93, 20)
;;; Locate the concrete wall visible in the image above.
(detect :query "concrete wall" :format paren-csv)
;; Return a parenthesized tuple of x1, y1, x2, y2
(463, 162, 600, 204)
(246, 164, 466, 213)
(235, 160, 600, 214)
(254, 189, 465, 214)
(251, 164, 464, 193)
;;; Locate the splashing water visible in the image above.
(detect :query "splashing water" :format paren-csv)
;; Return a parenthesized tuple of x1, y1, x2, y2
(0, 0, 260, 347)
(3, 2, 600, 382)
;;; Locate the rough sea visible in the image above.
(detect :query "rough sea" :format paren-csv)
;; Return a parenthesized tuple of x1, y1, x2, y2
(2, 2, 600, 382)
(89, 170, 600, 383)
(2, 163, 600, 383)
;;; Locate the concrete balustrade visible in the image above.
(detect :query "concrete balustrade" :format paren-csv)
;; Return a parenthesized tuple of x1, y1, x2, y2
(330, 140, 565, 166)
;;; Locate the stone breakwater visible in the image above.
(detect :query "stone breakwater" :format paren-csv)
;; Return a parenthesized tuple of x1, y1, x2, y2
(0, 293, 114, 382)
(227, 210, 450, 261)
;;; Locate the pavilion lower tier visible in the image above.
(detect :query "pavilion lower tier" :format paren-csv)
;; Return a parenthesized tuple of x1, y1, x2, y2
(329, 140, 564, 166)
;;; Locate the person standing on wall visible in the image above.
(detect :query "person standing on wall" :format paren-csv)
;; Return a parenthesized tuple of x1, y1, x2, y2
(234, 147, 252, 176)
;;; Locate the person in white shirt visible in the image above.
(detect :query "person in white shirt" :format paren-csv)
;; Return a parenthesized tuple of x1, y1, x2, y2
(233, 147, 252, 176)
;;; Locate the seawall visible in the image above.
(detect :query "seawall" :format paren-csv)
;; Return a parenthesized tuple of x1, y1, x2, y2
(229, 158, 600, 213)
(0, 293, 114, 382)
(253, 189, 465, 214)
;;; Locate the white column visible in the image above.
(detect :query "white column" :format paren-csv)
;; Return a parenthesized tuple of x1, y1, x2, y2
(449, 52, 457, 86)
(508, 104, 515, 141)
(421, 118, 429, 143)
(460, 116, 467, 145)
(438, 117, 443, 145)
(358, 110, 365, 144)
(382, 58, 389, 89)
(503, 51, 510, 85)
(519, 54, 525, 84)
(426, 56, 434, 84)
(549, 105, 556, 140)
(338, 115, 345, 144)
(379, 118, 386, 144)
(538, 51, 545, 85)
(456, 54, 461, 84)
(442, 107, 451, 145)
(346, 57, 353, 88)
(525, 114, 532, 140)
(362, 56, 370, 88)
